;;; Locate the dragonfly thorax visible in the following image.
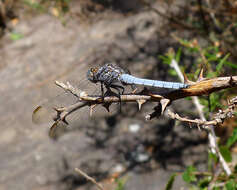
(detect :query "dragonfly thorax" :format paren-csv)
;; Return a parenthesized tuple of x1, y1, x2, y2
(87, 63, 126, 86)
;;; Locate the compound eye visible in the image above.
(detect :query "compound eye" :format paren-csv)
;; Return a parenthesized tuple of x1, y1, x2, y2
(91, 68, 96, 77)
(87, 67, 98, 83)
(91, 68, 97, 73)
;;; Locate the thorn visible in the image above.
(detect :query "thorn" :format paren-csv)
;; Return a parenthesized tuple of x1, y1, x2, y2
(197, 67, 205, 81)
(89, 104, 97, 117)
(183, 72, 189, 84)
(136, 100, 146, 110)
(49, 122, 58, 139)
(53, 107, 64, 121)
(149, 93, 164, 99)
(160, 98, 170, 114)
(197, 124, 201, 131)
(62, 117, 69, 125)
(49, 121, 67, 140)
(229, 76, 234, 86)
(53, 107, 64, 113)
(182, 72, 196, 85)
(80, 91, 88, 98)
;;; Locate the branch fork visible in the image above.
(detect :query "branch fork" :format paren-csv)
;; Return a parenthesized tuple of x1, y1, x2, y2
(51, 67, 236, 176)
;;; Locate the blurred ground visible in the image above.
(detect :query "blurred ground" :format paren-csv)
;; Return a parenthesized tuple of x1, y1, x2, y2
(0, 1, 208, 190)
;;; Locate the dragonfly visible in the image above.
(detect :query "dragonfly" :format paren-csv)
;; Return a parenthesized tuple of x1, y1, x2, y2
(87, 63, 188, 94)
(32, 63, 188, 139)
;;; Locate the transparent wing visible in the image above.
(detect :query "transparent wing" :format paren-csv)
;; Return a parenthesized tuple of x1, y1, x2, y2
(32, 81, 120, 139)
(32, 61, 103, 125)
(32, 90, 81, 125)
(32, 91, 121, 139)
(48, 103, 118, 139)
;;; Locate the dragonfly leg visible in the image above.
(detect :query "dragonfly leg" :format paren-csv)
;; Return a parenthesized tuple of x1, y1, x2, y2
(100, 82, 105, 101)
(110, 84, 124, 94)
(108, 84, 125, 112)
(131, 84, 137, 94)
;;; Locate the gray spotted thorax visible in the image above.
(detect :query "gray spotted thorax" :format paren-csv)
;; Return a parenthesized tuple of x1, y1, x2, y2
(87, 63, 126, 86)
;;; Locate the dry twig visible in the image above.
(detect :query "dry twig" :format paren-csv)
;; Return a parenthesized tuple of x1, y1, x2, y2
(75, 168, 105, 190)
(167, 96, 237, 127)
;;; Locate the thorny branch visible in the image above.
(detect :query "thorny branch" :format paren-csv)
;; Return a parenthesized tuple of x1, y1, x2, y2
(54, 80, 165, 122)
(54, 74, 237, 122)
(53, 68, 236, 176)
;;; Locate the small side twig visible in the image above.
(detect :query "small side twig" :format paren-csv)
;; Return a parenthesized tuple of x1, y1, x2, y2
(168, 97, 237, 127)
(75, 168, 105, 190)
(55, 80, 88, 98)
(168, 96, 237, 127)
(205, 0, 220, 29)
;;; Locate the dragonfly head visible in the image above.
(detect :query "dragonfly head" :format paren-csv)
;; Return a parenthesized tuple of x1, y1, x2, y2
(87, 67, 98, 83)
